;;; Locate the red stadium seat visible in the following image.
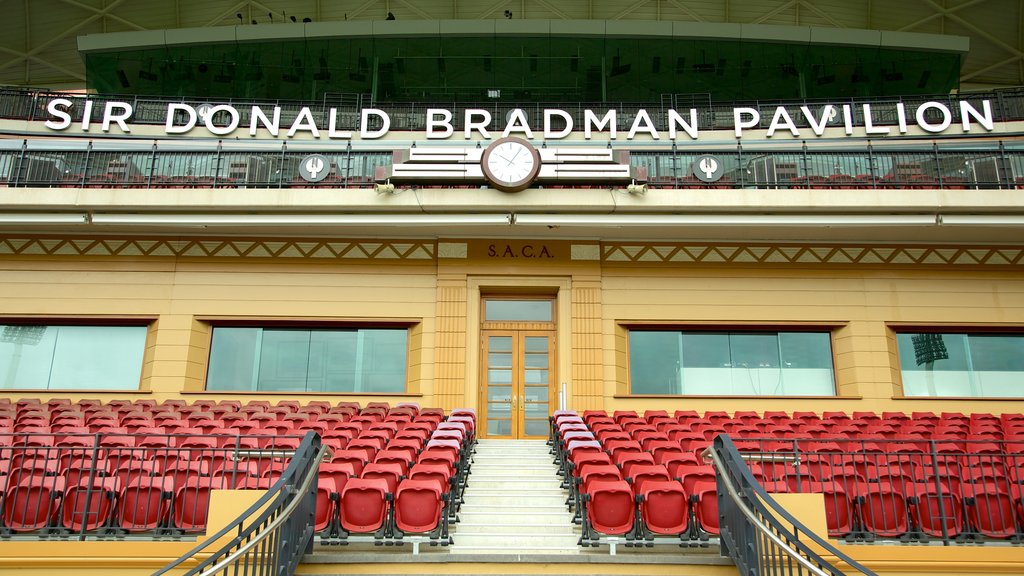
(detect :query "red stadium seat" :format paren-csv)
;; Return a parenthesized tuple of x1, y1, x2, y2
(582, 480, 635, 540)
(339, 477, 390, 537)
(690, 479, 720, 536)
(61, 477, 120, 532)
(393, 478, 447, 538)
(361, 462, 404, 494)
(638, 479, 689, 538)
(963, 482, 1020, 539)
(118, 476, 173, 532)
(3, 475, 66, 532)
(858, 481, 909, 539)
(173, 476, 212, 533)
(911, 482, 964, 539)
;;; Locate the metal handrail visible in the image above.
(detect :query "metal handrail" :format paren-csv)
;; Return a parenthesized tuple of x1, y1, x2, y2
(705, 435, 877, 576)
(152, 431, 324, 576)
(194, 442, 333, 576)
(704, 446, 830, 576)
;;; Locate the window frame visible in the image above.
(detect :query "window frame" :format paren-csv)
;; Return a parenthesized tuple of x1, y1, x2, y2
(621, 322, 841, 398)
(200, 318, 418, 396)
(0, 316, 153, 392)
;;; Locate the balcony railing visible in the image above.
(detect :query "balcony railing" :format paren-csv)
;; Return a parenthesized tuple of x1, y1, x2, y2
(0, 139, 1021, 190)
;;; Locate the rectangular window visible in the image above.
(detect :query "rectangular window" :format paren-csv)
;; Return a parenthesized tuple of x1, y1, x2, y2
(897, 332, 1024, 397)
(0, 324, 147, 390)
(206, 327, 408, 393)
(628, 330, 835, 396)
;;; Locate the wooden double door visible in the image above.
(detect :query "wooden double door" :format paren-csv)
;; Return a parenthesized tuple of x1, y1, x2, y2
(480, 329, 555, 439)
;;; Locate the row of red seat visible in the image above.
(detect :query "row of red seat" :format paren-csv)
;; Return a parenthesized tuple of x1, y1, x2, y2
(315, 410, 477, 546)
(0, 404, 477, 542)
(763, 443, 1024, 542)
(553, 408, 1024, 547)
(551, 412, 720, 547)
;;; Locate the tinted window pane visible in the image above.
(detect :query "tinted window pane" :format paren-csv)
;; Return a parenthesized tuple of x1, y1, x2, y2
(629, 329, 834, 396)
(969, 335, 1024, 371)
(899, 332, 1024, 397)
(207, 327, 407, 393)
(0, 325, 145, 390)
(629, 331, 680, 394)
(730, 333, 780, 368)
(485, 300, 552, 322)
(780, 332, 833, 369)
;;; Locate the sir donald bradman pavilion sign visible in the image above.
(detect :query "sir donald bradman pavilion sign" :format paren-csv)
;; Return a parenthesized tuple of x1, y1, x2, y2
(41, 98, 995, 141)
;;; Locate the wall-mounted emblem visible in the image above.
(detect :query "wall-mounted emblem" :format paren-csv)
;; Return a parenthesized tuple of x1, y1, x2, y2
(299, 154, 330, 182)
(693, 155, 724, 183)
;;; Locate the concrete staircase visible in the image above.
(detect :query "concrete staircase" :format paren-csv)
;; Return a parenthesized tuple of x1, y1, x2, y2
(449, 438, 580, 554)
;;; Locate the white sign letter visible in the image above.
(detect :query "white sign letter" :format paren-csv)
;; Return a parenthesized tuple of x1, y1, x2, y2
(502, 109, 534, 139)
(667, 109, 698, 140)
(627, 109, 660, 140)
(960, 100, 994, 132)
(44, 98, 73, 130)
(583, 109, 616, 140)
(287, 107, 320, 138)
(464, 109, 492, 140)
(733, 107, 759, 138)
(101, 101, 133, 133)
(360, 109, 390, 139)
(166, 103, 197, 134)
(249, 105, 281, 137)
(426, 108, 454, 139)
(916, 102, 952, 133)
(766, 107, 800, 137)
(204, 104, 240, 136)
(543, 109, 573, 139)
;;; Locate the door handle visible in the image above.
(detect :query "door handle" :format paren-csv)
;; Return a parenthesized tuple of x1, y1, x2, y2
(512, 394, 518, 409)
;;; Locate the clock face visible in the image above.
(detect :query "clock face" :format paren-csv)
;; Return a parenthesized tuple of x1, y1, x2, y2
(481, 137, 541, 192)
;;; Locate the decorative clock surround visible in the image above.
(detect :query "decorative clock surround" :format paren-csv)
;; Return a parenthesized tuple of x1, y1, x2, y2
(480, 137, 542, 192)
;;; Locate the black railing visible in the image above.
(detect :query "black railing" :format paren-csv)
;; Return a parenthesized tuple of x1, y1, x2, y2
(735, 437, 1024, 547)
(0, 432, 304, 540)
(2, 86, 1024, 132)
(153, 431, 325, 576)
(709, 435, 876, 576)
(1, 138, 1022, 190)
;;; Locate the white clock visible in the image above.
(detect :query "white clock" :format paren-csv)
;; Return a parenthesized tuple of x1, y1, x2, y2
(481, 137, 541, 192)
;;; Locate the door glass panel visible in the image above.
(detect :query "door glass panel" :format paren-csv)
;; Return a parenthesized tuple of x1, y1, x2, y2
(488, 369, 513, 384)
(488, 420, 512, 436)
(525, 336, 548, 351)
(488, 352, 512, 367)
(523, 386, 549, 402)
(488, 386, 513, 401)
(524, 420, 548, 436)
(488, 402, 511, 416)
(525, 354, 548, 369)
(489, 336, 512, 352)
(485, 301, 552, 322)
(525, 370, 548, 384)
(525, 403, 549, 417)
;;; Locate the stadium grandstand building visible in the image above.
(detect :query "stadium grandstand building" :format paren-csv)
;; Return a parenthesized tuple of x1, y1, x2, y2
(2, 1, 1024, 575)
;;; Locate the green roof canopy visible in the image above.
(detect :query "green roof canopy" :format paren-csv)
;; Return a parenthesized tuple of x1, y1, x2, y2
(79, 20, 966, 103)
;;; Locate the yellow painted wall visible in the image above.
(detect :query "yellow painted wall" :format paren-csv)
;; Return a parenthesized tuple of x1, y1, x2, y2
(1, 238, 1023, 416)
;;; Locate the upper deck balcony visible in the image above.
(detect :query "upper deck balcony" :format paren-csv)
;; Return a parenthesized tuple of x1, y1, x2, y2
(1, 87, 1023, 243)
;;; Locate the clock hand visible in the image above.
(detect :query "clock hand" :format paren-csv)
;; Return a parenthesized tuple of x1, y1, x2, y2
(507, 148, 523, 165)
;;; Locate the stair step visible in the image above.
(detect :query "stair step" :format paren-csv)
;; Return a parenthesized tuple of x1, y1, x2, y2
(448, 545, 581, 555)
(454, 522, 578, 534)
(454, 533, 580, 546)
(460, 497, 568, 507)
